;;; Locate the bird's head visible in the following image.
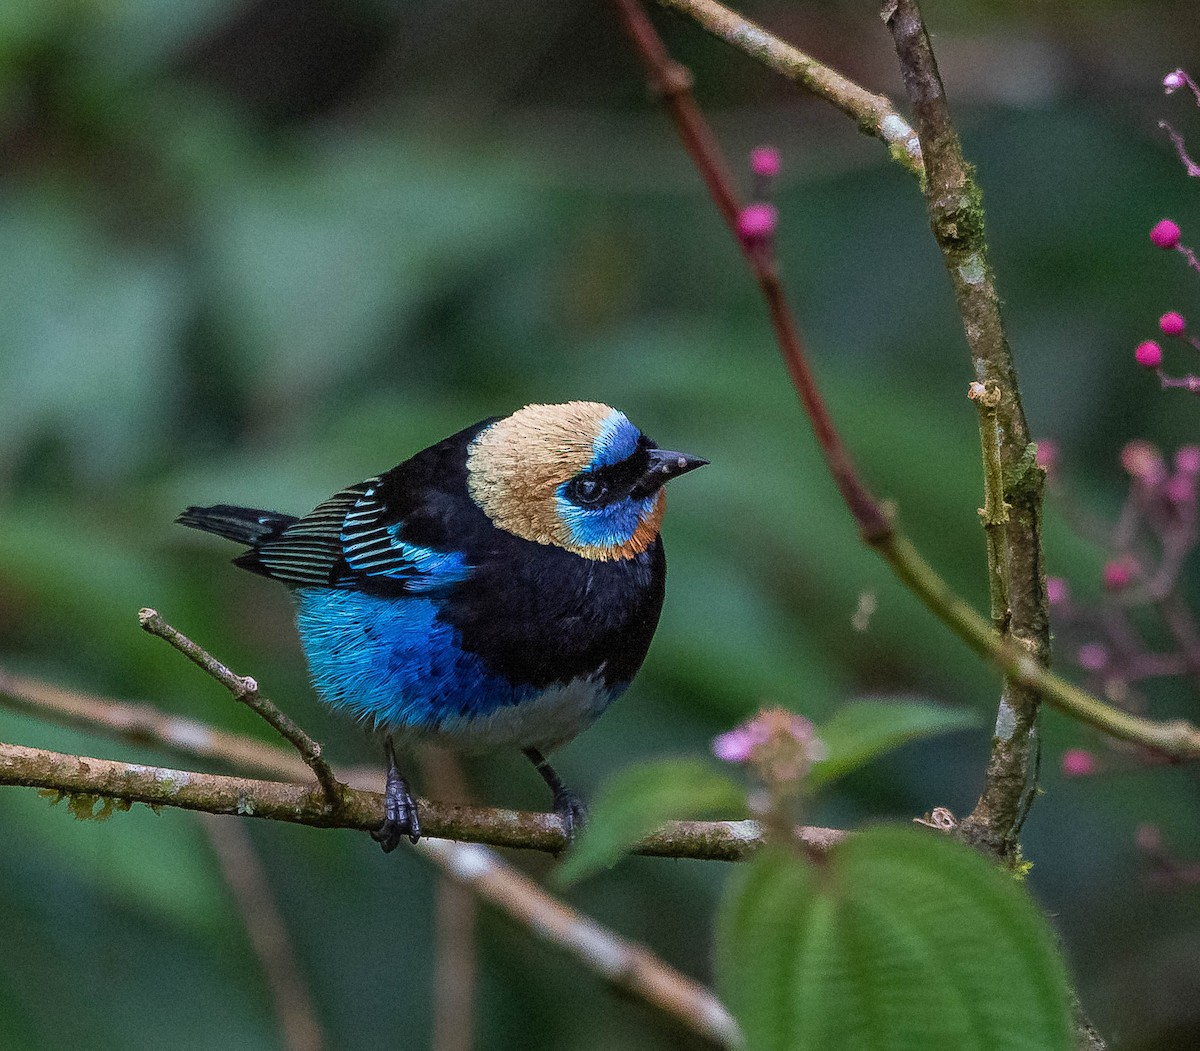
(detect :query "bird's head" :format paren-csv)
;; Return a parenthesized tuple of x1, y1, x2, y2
(465, 401, 707, 561)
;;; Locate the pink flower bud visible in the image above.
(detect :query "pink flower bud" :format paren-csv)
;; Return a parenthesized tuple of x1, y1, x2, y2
(737, 203, 778, 242)
(1150, 220, 1182, 249)
(1175, 445, 1200, 475)
(1046, 577, 1069, 605)
(1160, 312, 1186, 336)
(1164, 71, 1186, 93)
(1135, 340, 1163, 368)
(750, 146, 781, 179)
(1077, 643, 1109, 671)
(1103, 559, 1135, 591)
(1061, 748, 1097, 777)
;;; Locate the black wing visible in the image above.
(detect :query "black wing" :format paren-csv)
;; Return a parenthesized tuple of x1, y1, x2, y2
(203, 420, 495, 592)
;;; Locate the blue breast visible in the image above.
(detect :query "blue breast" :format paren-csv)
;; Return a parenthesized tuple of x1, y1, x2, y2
(293, 588, 621, 744)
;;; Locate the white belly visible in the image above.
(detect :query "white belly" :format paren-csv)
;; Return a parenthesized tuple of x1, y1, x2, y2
(396, 675, 617, 754)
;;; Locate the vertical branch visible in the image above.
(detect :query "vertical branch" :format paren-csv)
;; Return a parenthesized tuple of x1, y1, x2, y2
(421, 748, 478, 1051)
(883, 0, 1049, 857)
(202, 814, 325, 1051)
(971, 382, 1010, 631)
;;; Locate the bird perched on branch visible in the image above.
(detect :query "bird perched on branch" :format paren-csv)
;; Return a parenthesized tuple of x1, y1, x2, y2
(177, 401, 706, 851)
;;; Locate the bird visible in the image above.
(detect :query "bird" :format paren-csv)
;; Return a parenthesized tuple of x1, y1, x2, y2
(176, 401, 707, 851)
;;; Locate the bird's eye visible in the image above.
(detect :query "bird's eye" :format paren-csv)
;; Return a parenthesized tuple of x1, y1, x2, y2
(570, 476, 608, 506)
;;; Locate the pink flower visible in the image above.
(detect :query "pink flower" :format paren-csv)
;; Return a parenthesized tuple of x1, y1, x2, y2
(750, 146, 781, 179)
(712, 706, 826, 786)
(1061, 748, 1097, 777)
(1160, 312, 1186, 336)
(1046, 577, 1069, 605)
(1164, 71, 1186, 93)
(1135, 340, 1163, 368)
(738, 203, 778, 242)
(712, 728, 758, 763)
(1077, 643, 1109, 670)
(1150, 220, 1182, 249)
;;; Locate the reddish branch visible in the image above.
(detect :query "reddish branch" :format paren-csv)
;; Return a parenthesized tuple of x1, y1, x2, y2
(609, 0, 891, 546)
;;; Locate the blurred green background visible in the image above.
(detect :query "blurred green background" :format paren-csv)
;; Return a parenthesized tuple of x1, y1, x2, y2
(2, 0, 1200, 1047)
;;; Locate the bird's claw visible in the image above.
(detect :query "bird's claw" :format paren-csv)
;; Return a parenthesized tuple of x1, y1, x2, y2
(553, 787, 587, 841)
(372, 762, 421, 852)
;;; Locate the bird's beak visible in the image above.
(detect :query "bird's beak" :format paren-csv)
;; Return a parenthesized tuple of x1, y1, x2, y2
(631, 448, 709, 498)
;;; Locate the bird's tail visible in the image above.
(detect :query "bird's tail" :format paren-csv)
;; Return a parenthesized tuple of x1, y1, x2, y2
(176, 505, 298, 546)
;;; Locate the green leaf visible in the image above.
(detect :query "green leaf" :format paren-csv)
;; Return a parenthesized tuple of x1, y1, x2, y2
(718, 826, 1074, 1051)
(812, 700, 978, 788)
(554, 758, 746, 886)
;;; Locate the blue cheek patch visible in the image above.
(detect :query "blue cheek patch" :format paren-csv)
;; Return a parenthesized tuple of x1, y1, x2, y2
(295, 589, 534, 730)
(552, 409, 656, 550)
(590, 411, 641, 468)
(554, 489, 658, 550)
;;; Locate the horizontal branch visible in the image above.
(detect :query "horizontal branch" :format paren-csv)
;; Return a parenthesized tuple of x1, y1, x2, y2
(0, 739, 843, 861)
(656, 0, 923, 176)
(0, 665, 300, 776)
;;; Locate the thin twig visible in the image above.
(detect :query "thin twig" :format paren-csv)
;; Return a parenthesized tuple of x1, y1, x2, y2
(883, 0, 1049, 857)
(656, 0, 923, 177)
(421, 749, 478, 1051)
(139, 608, 346, 811)
(1159, 119, 1200, 177)
(970, 383, 1011, 632)
(201, 814, 325, 1051)
(878, 535, 1200, 759)
(608, 0, 742, 231)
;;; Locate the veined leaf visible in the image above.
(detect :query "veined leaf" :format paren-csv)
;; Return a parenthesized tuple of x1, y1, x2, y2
(813, 700, 978, 788)
(718, 825, 1074, 1051)
(554, 758, 746, 886)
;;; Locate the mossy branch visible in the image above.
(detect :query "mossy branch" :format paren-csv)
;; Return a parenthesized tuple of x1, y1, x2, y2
(883, 0, 1049, 855)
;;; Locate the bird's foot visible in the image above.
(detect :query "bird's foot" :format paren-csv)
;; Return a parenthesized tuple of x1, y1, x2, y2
(372, 760, 421, 852)
(553, 787, 588, 841)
